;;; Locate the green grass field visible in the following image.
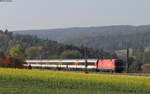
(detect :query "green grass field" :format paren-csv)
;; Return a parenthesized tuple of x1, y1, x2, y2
(0, 68, 149, 94)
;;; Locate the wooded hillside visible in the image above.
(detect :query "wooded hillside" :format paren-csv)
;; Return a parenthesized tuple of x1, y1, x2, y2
(14, 25, 150, 50)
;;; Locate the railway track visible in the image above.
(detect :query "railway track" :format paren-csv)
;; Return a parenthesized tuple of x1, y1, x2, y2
(46, 69, 150, 77)
(90, 72, 150, 77)
(110, 72, 150, 77)
(30, 66, 150, 77)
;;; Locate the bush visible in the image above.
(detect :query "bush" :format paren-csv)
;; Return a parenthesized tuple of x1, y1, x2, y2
(142, 64, 150, 73)
(1, 56, 25, 68)
(128, 60, 142, 73)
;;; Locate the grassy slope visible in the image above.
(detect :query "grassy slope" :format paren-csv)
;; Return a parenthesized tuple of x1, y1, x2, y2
(0, 68, 149, 94)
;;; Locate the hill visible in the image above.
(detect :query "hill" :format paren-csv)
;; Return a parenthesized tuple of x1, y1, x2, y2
(14, 25, 150, 50)
(0, 68, 149, 94)
(0, 30, 116, 59)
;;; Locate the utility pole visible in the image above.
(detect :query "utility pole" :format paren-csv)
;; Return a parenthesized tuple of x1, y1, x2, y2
(126, 48, 129, 73)
(84, 47, 88, 73)
(96, 58, 99, 72)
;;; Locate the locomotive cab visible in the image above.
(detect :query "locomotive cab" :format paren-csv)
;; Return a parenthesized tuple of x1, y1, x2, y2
(114, 60, 124, 72)
(97, 59, 124, 72)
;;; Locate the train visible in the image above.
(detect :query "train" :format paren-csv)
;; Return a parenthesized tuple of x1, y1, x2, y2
(24, 59, 124, 72)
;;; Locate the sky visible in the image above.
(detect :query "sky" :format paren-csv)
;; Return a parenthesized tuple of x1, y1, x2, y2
(0, 0, 150, 31)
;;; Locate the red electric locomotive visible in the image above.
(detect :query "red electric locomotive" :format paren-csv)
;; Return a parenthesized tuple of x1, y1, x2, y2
(97, 59, 124, 72)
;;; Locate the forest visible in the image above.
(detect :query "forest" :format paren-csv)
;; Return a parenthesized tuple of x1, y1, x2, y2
(0, 29, 117, 65)
(14, 25, 150, 50)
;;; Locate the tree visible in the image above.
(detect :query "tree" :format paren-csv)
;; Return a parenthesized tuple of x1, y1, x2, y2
(2, 56, 25, 68)
(132, 44, 144, 61)
(60, 50, 82, 59)
(143, 51, 150, 64)
(8, 44, 25, 60)
(26, 46, 43, 59)
(12, 57, 25, 68)
(0, 29, 3, 34)
(0, 49, 4, 59)
(0, 49, 5, 67)
(129, 44, 145, 72)
(4, 29, 8, 34)
(128, 59, 142, 73)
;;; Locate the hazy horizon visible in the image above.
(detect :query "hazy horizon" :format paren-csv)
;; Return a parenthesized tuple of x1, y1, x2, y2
(10, 24, 150, 31)
(0, 0, 150, 31)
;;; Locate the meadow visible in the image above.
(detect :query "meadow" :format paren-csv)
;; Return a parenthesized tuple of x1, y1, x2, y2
(0, 68, 149, 94)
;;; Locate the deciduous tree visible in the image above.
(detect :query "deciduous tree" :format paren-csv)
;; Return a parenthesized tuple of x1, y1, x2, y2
(8, 44, 25, 60)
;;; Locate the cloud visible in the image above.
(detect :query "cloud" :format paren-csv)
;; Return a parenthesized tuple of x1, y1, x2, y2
(0, 0, 12, 2)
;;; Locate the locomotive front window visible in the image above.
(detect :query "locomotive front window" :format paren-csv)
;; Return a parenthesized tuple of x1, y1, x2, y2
(115, 61, 123, 66)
